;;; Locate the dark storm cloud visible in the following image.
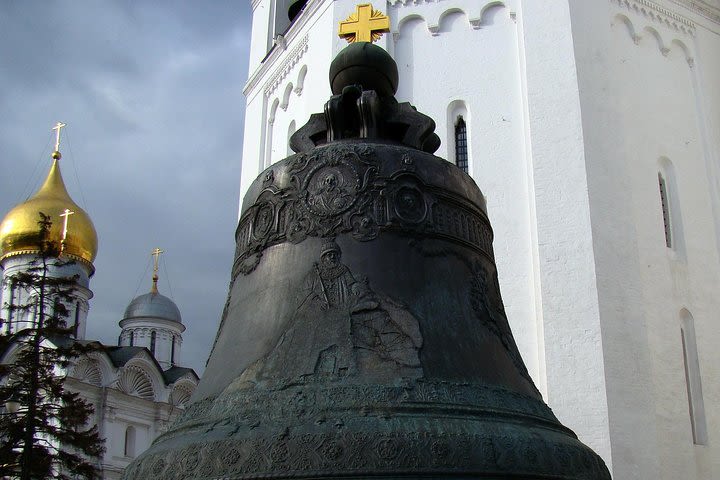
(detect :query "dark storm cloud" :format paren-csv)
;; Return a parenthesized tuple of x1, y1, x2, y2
(0, 3, 140, 89)
(0, 1, 252, 373)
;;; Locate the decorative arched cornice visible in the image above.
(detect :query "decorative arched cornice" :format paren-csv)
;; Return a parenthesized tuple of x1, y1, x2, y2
(86, 350, 115, 384)
(169, 380, 196, 407)
(437, 8, 472, 33)
(71, 358, 103, 387)
(643, 26, 670, 54)
(615, 13, 642, 43)
(262, 35, 309, 97)
(612, 11, 695, 65)
(119, 350, 167, 393)
(392, 1, 509, 39)
(117, 365, 155, 400)
(394, 14, 427, 40)
(479, 1, 506, 23)
(1, 337, 68, 369)
(671, 38, 693, 65)
(0, 339, 25, 365)
(119, 317, 186, 335)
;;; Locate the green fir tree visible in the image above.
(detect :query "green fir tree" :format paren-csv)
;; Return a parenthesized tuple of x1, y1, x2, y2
(0, 213, 104, 479)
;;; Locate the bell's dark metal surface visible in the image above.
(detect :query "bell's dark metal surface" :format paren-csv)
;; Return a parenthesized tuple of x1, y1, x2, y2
(124, 43, 611, 479)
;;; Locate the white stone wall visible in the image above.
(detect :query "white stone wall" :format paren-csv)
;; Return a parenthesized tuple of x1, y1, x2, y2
(0, 254, 94, 340)
(239, 0, 720, 477)
(66, 353, 197, 479)
(569, 1, 720, 478)
(388, 0, 543, 400)
(241, 0, 336, 208)
(74, 384, 177, 479)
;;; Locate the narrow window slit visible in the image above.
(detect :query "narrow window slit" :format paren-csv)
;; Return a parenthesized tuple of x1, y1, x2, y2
(455, 116, 468, 174)
(658, 173, 672, 248)
(150, 331, 157, 355)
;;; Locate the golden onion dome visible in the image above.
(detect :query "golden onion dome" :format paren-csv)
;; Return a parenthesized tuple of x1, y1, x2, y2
(0, 156, 98, 265)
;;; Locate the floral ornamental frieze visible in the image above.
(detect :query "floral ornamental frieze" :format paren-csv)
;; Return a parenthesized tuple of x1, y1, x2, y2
(124, 429, 609, 480)
(158, 381, 559, 440)
(610, 0, 697, 35)
(262, 35, 309, 97)
(233, 144, 494, 278)
(674, 0, 720, 24)
(128, 379, 598, 478)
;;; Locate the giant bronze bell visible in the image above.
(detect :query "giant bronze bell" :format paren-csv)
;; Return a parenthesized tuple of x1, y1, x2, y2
(124, 43, 611, 479)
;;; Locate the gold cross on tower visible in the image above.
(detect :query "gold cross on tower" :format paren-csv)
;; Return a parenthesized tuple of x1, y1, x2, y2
(59, 209, 75, 252)
(338, 4, 390, 43)
(151, 247, 164, 294)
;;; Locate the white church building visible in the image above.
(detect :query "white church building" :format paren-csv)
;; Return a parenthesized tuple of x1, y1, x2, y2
(0, 140, 199, 479)
(238, 0, 720, 478)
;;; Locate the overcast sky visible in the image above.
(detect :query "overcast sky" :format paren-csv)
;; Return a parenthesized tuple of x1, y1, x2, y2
(0, 2, 253, 374)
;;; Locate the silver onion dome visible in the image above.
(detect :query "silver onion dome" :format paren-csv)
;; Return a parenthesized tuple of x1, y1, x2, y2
(122, 292, 182, 324)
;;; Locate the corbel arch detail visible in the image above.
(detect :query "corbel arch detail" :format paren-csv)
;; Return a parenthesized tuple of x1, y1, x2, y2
(438, 9, 470, 34)
(294, 65, 307, 96)
(611, 12, 695, 65)
(394, 14, 428, 40)
(280, 82, 294, 111)
(392, 1, 509, 39)
(268, 98, 280, 126)
(477, 2, 507, 27)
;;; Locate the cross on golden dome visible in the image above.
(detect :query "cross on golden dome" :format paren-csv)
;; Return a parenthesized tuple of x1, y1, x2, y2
(52, 122, 66, 152)
(59, 208, 75, 252)
(338, 4, 390, 43)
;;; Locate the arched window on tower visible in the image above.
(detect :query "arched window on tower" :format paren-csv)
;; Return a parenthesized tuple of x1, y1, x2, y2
(29, 298, 40, 328)
(6, 280, 15, 334)
(454, 116, 468, 174)
(171, 336, 176, 365)
(129, 331, 134, 347)
(74, 301, 81, 337)
(150, 331, 156, 356)
(268, 0, 307, 52)
(124, 425, 136, 457)
(680, 310, 707, 445)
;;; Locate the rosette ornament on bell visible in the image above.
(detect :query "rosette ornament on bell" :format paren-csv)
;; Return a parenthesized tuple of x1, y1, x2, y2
(124, 42, 611, 480)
